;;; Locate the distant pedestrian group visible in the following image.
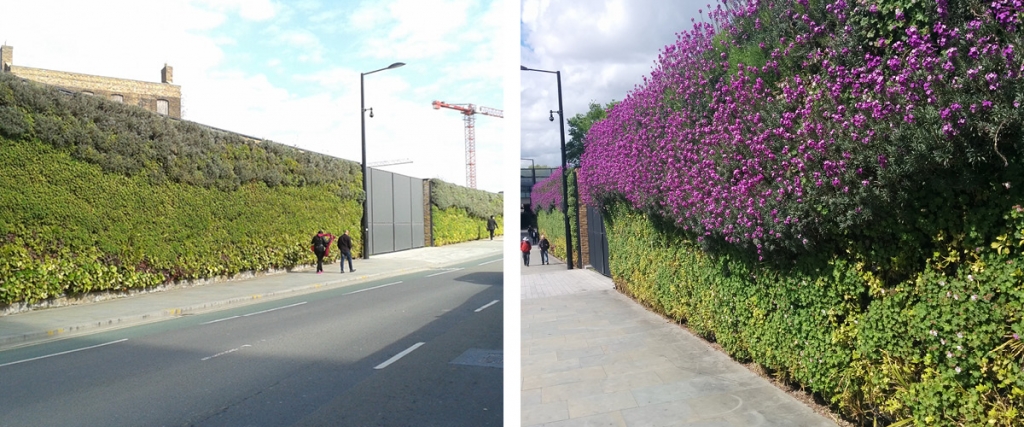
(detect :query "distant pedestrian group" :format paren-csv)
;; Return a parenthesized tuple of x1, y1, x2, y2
(311, 230, 355, 274)
(522, 228, 552, 267)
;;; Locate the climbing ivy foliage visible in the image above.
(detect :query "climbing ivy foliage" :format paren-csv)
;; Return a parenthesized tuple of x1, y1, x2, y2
(602, 201, 1024, 426)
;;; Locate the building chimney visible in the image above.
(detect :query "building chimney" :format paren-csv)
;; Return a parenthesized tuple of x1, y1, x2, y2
(161, 63, 173, 83)
(0, 45, 12, 72)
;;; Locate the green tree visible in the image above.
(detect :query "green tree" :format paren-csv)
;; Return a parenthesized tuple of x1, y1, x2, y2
(566, 100, 617, 167)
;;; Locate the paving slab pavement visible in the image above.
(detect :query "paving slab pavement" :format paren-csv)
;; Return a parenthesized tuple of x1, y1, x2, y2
(521, 261, 839, 427)
(0, 237, 503, 352)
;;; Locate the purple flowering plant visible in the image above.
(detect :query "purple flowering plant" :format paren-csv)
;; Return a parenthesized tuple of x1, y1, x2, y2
(531, 166, 565, 212)
(578, 0, 1024, 256)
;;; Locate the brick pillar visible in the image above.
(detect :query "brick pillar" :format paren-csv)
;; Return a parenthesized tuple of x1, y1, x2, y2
(580, 205, 590, 267)
(161, 64, 173, 83)
(1, 45, 12, 72)
(423, 179, 433, 246)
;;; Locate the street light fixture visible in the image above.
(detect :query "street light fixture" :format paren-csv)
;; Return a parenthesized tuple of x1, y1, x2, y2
(360, 62, 405, 260)
(521, 65, 574, 270)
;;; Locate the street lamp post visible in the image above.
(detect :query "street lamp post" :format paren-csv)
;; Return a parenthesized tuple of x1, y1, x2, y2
(360, 62, 405, 260)
(521, 66, 574, 270)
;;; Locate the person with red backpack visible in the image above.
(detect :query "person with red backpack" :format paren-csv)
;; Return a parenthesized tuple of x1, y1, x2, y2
(521, 236, 532, 267)
(310, 230, 334, 274)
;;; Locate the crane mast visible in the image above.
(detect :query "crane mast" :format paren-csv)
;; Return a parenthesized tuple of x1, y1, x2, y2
(432, 100, 503, 189)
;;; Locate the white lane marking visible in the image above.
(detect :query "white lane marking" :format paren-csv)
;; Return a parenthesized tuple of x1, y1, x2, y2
(345, 281, 403, 295)
(201, 344, 252, 361)
(374, 342, 425, 370)
(0, 339, 128, 368)
(478, 259, 501, 266)
(426, 268, 464, 277)
(474, 300, 500, 312)
(243, 302, 306, 317)
(202, 315, 240, 325)
(202, 302, 307, 325)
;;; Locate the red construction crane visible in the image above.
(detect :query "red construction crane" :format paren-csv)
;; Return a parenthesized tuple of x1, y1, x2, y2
(432, 100, 503, 189)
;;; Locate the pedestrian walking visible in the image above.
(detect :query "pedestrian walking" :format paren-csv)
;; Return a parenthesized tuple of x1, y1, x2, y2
(486, 215, 498, 240)
(521, 237, 532, 267)
(527, 225, 538, 244)
(310, 230, 333, 274)
(338, 230, 355, 273)
(539, 234, 551, 265)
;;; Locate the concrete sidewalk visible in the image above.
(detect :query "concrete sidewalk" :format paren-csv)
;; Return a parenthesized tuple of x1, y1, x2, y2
(521, 264, 838, 427)
(0, 237, 503, 352)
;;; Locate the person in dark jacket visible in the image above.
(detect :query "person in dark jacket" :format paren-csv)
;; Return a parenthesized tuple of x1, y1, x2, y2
(338, 230, 355, 273)
(539, 234, 551, 265)
(486, 215, 498, 240)
(311, 230, 328, 274)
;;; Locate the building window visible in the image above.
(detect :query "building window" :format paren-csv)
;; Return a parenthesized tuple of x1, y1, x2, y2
(157, 99, 169, 115)
(110, 94, 123, 103)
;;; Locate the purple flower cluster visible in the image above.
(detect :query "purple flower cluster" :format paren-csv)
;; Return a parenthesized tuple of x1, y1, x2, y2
(531, 167, 564, 212)
(578, 0, 1024, 251)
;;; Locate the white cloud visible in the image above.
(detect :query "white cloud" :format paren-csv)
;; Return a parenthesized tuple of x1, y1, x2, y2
(352, 0, 474, 60)
(270, 28, 325, 63)
(192, 0, 279, 21)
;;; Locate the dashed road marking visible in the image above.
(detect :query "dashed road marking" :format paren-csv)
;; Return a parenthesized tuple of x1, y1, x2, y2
(426, 268, 464, 277)
(474, 300, 500, 312)
(0, 339, 128, 368)
(243, 302, 306, 317)
(374, 342, 425, 370)
(345, 281, 402, 295)
(202, 344, 252, 361)
(202, 302, 307, 325)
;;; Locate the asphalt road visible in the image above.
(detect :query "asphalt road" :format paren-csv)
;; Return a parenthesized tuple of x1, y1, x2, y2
(0, 256, 503, 427)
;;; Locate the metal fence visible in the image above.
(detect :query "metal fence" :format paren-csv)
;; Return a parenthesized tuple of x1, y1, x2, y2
(586, 205, 610, 277)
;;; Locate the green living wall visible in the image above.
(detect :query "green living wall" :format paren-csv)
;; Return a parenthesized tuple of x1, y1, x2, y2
(0, 73, 362, 306)
(428, 178, 502, 246)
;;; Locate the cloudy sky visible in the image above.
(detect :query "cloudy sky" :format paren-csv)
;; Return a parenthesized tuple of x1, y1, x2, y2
(0, 0, 510, 194)
(520, 0, 703, 169)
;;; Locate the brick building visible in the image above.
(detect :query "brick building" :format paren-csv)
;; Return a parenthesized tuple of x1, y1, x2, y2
(0, 45, 181, 118)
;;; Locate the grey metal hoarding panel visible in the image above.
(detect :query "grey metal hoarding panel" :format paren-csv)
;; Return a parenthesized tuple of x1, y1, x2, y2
(372, 223, 395, 253)
(393, 176, 412, 223)
(370, 168, 393, 255)
(393, 175, 413, 251)
(394, 222, 413, 251)
(371, 168, 394, 223)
